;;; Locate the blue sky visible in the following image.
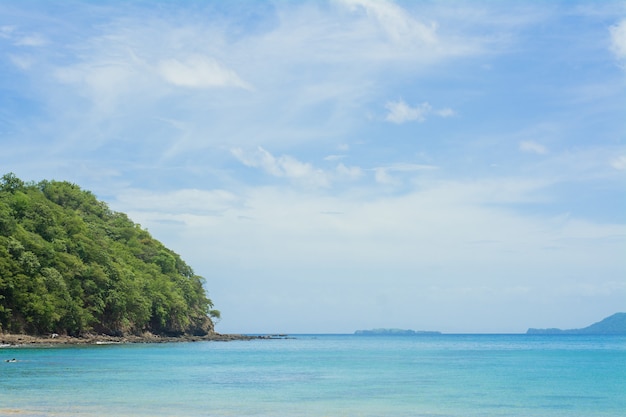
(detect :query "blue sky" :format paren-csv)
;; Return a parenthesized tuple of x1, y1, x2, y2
(1, 0, 625, 333)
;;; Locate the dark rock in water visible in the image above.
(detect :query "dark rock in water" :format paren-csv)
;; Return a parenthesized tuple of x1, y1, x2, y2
(527, 313, 626, 335)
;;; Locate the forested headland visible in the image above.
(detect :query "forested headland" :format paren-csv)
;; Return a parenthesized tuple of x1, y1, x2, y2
(0, 173, 220, 338)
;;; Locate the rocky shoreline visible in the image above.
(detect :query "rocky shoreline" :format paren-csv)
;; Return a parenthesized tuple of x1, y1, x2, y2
(1, 332, 284, 346)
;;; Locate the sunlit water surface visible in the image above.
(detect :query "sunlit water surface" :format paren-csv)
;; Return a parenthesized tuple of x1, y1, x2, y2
(1, 334, 625, 416)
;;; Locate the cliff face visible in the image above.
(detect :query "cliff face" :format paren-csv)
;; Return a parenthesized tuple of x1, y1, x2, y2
(0, 173, 219, 337)
(527, 313, 626, 335)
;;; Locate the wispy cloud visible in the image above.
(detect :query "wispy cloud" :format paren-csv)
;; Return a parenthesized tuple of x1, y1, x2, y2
(0, 25, 15, 38)
(231, 147, 365, 188)
(158, 56, 251, 89)
(116, 188, 241, 216)
(324, 154, 346, 162)
(374, 163, 438, 185)
(519, 140, 548, 155)
(0, 25, 47, 46)
(14, 33, 47, 47)
(609, 19, 626, 65)
(231, 147, 331, 187)
(336, 163, 364, 181)
(337, 0, 438, 44)
(0, 0, 491, 156)
(385, 100, 432, 123)
(436, 108, 455, 117)
(1, 1, 624, 333)
(384, 99, 453, 124)
(119, 176, 626, 332)
(611, 155, 626, 171)
(8, 54, 35, 70)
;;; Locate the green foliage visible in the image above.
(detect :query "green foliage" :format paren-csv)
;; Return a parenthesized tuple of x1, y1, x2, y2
(0, 173, 218, 336)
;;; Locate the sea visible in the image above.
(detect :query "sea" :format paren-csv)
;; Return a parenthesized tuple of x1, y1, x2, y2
(1, 334, 625, 417)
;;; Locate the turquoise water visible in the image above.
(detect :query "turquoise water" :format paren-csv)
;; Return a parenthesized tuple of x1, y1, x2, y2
(1, 334, 625, 416)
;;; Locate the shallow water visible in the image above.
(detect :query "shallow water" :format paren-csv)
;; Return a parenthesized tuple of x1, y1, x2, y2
(1, 334, 625, 416)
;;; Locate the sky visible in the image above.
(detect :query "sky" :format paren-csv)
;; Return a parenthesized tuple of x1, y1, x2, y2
(1, 0, 625, 334)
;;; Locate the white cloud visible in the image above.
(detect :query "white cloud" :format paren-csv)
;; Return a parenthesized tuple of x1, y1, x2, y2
(8, 54, 34, 70)
(1, 0, 489, 155)
(232, 147, 330, 187)
(324, 154, 346, 161)
(336, 163, 364, 180)
(0, 25, 16, 38)
(157, 56, 251, 89)
(609, 19, 626, 62)
(3, 1, 624, 333)
(0, 26, 46, 46)
(436, 108, 455, 117)
(115, 188, 240, 216)
(611, 155, 626, 170)
(384, 99, 454, 124)
(121, 178, 626, 335)
(374, 163, 437, 184)
(54, 62, 139, 114)
(385, 100, 432, 123)
(525, 145, 626, 182)
(378, 162, 438, 174)
(281, 156, 326, 185)
(337, 0, 438, 44)
(231, 147, 282, 176)
(374, 167, 394, 185)
(413, 177, 553, 206)
(231, 147, 365, 187)
(519, 140, 548, 155)
(15, 33, 47, 47)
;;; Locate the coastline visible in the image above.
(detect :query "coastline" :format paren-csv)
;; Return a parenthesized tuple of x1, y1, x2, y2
(0, 332, 267, 347)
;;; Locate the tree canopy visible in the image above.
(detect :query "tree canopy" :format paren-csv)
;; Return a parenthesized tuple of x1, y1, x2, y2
(0, 173, 219, 336)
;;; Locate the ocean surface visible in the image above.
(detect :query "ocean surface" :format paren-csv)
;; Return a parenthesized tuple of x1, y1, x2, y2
(1, 334, 625, 417)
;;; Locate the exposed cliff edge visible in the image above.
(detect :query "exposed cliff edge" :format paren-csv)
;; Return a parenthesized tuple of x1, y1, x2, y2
(0, 173, 220, 338)
(355, 328, 441, 335)
(527, 313, 626, 335)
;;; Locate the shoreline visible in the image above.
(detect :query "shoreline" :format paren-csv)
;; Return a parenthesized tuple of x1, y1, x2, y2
(0, 332, 278, 347)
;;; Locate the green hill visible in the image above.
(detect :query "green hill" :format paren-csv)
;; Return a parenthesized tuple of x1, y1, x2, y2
(527, 313, 626, 335)
(0, 173, 219, 337)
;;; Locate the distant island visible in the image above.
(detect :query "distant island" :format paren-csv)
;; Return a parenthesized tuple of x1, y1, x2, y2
(527, 313, 626, 335)
(354, 328, 441, 335)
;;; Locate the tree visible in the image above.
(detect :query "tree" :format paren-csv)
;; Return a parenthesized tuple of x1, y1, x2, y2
(0, 174, 217, 336)
(0, 173, 25, 193)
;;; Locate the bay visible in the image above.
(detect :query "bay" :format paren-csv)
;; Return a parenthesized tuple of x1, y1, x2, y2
(1, 334, 625, 416)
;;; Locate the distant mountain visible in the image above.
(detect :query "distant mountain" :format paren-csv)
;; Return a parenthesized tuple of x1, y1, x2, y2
(354, 328, 441, 335)
(527, 313, 626, 335)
